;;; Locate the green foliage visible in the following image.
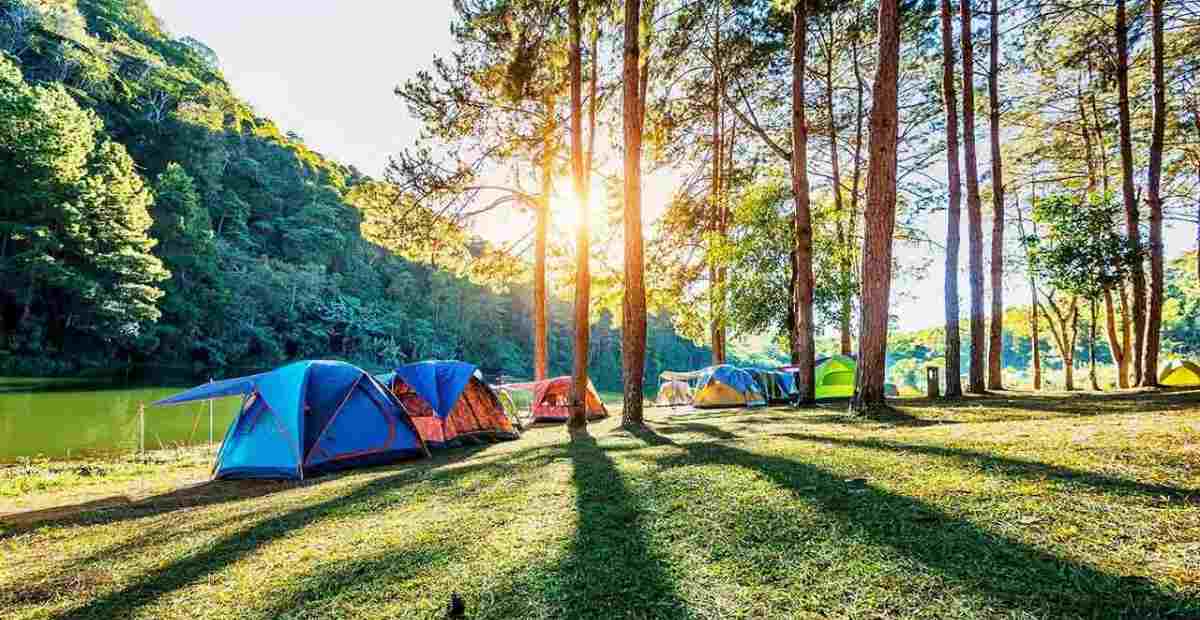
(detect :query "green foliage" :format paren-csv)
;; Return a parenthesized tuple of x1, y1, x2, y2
(1023, 192, 1136, 301)
(0, 1, 708, 390)
(0, 53, 166, 351)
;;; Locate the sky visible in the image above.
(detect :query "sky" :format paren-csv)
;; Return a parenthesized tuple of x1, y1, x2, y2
(146, 1, 1197, 335)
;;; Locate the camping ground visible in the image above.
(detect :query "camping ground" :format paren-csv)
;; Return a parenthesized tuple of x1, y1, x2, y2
(2, 391, 1199, 619)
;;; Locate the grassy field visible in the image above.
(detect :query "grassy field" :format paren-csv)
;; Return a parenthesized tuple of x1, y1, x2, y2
(1, 389, 1198, 619)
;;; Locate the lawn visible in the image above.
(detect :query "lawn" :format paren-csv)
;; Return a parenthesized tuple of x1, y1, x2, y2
(1, 390, 1198, 619)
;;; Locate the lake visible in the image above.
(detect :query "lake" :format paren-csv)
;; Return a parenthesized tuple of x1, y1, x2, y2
(0, 377, 242, 462)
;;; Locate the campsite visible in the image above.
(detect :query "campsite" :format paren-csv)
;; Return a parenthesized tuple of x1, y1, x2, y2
(2, 0, 1200, 618)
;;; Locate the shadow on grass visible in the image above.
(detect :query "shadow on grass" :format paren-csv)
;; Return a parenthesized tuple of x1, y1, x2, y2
(898, 388, 1200, 419)
(0, 443, 511, 536)
(255, 541, 453, 618)
(476, 433, 689, 618)
(30, 446, 564, 619)
(783, 433, 1200, 504)
(524, 436, 687, 618)
(647, 421, 1197, 618)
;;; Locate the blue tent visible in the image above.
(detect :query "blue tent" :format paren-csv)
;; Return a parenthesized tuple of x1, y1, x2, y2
(693, 365, 767, 408)
(155, 361, 427, 480)
(377, 360, 519, 448)
(386, 360, 477, 419)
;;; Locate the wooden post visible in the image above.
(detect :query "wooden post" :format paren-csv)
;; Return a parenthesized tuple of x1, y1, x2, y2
(138, 402, 145, 455)
(926, 366, 941, 399)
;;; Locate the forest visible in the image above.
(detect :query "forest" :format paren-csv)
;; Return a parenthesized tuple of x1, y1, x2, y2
(1, 0, 1199, 410)
(0, 0, 712, 393)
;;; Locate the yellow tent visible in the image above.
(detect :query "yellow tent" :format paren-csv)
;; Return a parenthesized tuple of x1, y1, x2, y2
(1159, 360, 1200, 386)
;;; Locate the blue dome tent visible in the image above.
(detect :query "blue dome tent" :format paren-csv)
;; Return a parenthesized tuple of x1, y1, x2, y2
(155, 361, 428, 480)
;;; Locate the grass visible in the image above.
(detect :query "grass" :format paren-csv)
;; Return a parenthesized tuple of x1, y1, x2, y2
(1, 389, 1198, 619)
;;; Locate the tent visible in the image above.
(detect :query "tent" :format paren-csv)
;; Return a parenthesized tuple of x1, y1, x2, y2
(501, 376, 609, 423)
(751, 369, 795, 404)
(815, 355, 857, 399)
(1160, 359, 1200, 386)
(656, 380, 692, 406)
(379, 361, 520, 448)
(693, 365, 766, 409)
(155, 361, 427, 480)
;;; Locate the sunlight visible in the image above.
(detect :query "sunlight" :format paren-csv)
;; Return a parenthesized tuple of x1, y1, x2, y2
(549, 179, 607, 235)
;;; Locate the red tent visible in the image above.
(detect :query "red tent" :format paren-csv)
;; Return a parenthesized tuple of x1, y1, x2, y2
(501, 376, 609, 423)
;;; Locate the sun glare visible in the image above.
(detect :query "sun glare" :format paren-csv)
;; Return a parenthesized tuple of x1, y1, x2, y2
(549, 180, 607, 235)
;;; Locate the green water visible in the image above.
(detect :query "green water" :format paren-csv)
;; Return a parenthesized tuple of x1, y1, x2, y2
(0, 377, 242, 462)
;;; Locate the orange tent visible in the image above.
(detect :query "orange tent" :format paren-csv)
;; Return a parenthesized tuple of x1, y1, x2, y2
(380, 361, 519, 448)
(502, 376, 609, 423)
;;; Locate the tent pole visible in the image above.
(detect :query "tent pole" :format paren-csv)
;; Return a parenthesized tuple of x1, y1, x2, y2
(208, 377, 214, 448)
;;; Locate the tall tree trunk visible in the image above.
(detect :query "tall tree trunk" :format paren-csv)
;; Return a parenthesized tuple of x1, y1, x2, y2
(567, 0, 590, 436)
(534, 120, 552, 381)
(940, 0, 963, 398)
(987, 0, 1004, 390)
(824, 15, 851, 357)
(1089, 298, 1100, 390)
(711, 5, 726, 366)
(960, 0, 987, 393)
(793, 0, 816, 405)
(622, 0, 647, 428)
(1104, 287, 1130, 388)
(1017, 195, 1040, 390)
(851, 0, 900, 413)
(1143, 0, 1165, 386)
(1031, 285, 1041, 390)
(1115, 0, 1146, 386)
(846, 6, 866, 356)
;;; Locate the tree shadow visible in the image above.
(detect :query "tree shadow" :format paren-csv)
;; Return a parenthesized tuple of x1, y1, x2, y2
(781, 433, 1200, 505)
(646, 423, 1197, 618)
(0, 442, 510, 536)
(898, 388, 1200, 419)
(30, 446, 563, 620)
(475, 436, 690, 619)
(254, 540, 454, 618)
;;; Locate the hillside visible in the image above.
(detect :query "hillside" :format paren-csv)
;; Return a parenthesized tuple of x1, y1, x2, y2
(0, 0, 709, 389)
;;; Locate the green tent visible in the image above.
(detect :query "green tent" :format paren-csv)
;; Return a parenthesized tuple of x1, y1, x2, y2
(815, 355, 857, 399)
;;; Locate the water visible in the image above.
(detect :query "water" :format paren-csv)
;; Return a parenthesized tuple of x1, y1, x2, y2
(0, 377, 242, 462)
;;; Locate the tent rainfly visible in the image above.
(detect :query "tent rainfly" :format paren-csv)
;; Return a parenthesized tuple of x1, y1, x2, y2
(693, 365, 766, 409)
(378, 360, 520, 448)
(155, 361, 428, 480)
(1159, 360, 1200, 387)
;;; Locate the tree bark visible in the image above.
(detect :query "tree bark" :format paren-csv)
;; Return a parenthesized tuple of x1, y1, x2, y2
(793, 0, 816, 405)
(622, 0, 647, 428)
(961, 0, 987, 394)
(534, 117, 552, 381)
(1143, 0, 1165, 386)
(711, 5, 726, 366)
(1115, 0, 1146, 386)
(940, 0, 964, 399)
(1017, 195, 1040, 390)
(1031, 286, 1041, 390)
(1089, 298, 1100, 390)
(846, 6, 866, 357)
(987, 0, 1004, 390)
(1104, 287, 1129, 388)
(567, 0, 591, 436)
(851, 0, 900, 413)
(824, 15, 852, 358)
